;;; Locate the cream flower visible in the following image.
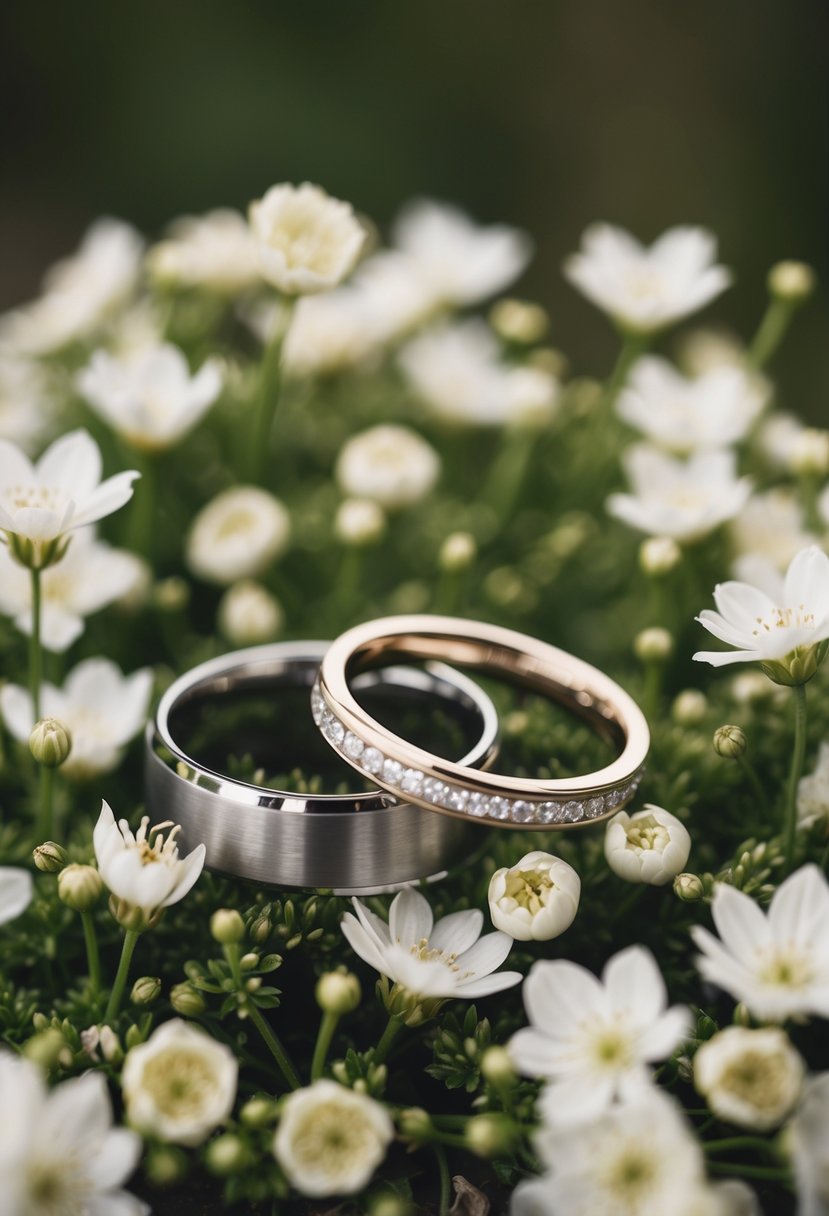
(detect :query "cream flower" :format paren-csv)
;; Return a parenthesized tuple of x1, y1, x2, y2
(351, 249, 437, 341)
(122, 1020, 237, 1147)
(604, 805, 691, 886)
(787, 1072, 829, 1216)
(798, 742, 829, 828)
(616, 357, 767, 453)
(0, 428, 138, 569)
(819, 483, 829, 529)
(273, 1080, 393, 1197)
(0, 218, 143, 356)
(78, 343, 223, 451)
(392, 199, 532, 307)
(677, 326, 747, 376)
(217, 580, 283, 645)
(334, 498, 386, 546)
(186, 485, 290, 584)
(283, 290, 380, 376)
(0, 866, 33, 925)
(0, 527, 146, 651)
(336, 425, 440, 510)
(694, 1026, 804, 1130)
(0, 1051, 145, 1216)
(691, 863, 829, 1021)
(0, 356, 52, 451)
(564, 223, 731, 333)
(147, 208, 261, 295)
(607, 446, 751, 542)
(93, 800, 205, 929)
(488, 851, 580, 941)
(400, 320, 558, 428)
(341, 885, 521, 1000)
(249, 182, 366, 295)
(508, 946, 690, 1125)
(1, 658, 152, 779)
(756, 412, 807, 469)
(730, 490, 817, 581)
(693, 546, 829, 675)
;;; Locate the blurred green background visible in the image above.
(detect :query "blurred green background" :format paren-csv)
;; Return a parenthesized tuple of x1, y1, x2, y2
(1, 0, 827, 404)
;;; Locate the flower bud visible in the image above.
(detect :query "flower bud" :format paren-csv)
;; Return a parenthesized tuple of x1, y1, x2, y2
(239, 1095, 278, 1128)
(368, 1195, 413, 1216)
(29, 718, 72, 768)
(23, 1028, 66, 1069)
(480, 1045, 517, 1088)
(634, 627, 674, 662)
(249, 914, 272, 944)
(124, 1023, 144, 1050)
(464, 1113, 517, 1157)
(152, 576, 190, 612)
(131, 976, 162, 1006)
(671, 690, 707, 726)
(335, 498, 386, 547)
(99, 1025, 123, 1064)
(316, 969, 362, 1015)
(144, 1145, 187, 1185)
(733, 1002, 753, 1028)
(439, 531, 477, 572)
(169, 983, 206, 1017)
(786, 429, 829, 478)
(398, 1107, 432, 1142)
(218, 581, 283, 646)
(33, 841, 68, 873)
(57, 864, 103, 911)
(205, 1133, 250, 1175)
(240, 952, 260, 971)
(210, 908, 245, 944)
(673, 872, 705, 902)
(639, 536, 681, 577)
(605, 806, 691, 886)
(713, 725, 747, 759)
(768, 260, 816, 304)
(489, 298, 549, 345)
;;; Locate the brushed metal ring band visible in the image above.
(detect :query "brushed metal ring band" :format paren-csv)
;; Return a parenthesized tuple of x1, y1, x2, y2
(315, 615, 650, 830)
(144, 641, 499, 893)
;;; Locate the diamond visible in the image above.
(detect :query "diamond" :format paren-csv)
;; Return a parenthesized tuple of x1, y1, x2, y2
(488, 797, 510, 821)
(467, 792, 490, 818)
(511, 800, 535, 824)
(538, 801, 564, 824)
(446, 788, 468, 812)
(401, 769, 423, 794)
(606, 787, 624, 810)
(311, 687, 324, 725)
(322, 715, 345, 745)
(422, 778, 449, 804)
(362, 747, 384, 774)
(383, 759, 404, 785)
(585, 796, 605, 819)
(562, 800, 584, 822)
(343, 732, 364, 760)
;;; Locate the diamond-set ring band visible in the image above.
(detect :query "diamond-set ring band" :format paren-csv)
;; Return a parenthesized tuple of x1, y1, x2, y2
(315, 615, 650, 831)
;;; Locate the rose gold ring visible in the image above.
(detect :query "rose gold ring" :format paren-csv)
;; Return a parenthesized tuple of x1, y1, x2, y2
(314, 615, 649, 831)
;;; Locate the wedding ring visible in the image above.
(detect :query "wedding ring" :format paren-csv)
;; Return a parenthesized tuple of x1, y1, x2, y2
(315, 615, 649, 830)
(145, 641, 499, 893)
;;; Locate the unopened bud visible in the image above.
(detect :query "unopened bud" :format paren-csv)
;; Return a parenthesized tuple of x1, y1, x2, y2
(316, 969, 361, 1015)
(169, 983, 206, 1017)
(210, 908, 245, 944)
(240, 952, 260, 971)
(639, 536, 681, 577)
(335, 498, 386, 547)
(673, 873, 705, 902)
(489, 298, 549, 345)
(131, 976, 162, 1006)
(768, 260, 816, 304)
(33, 841, 68, 873)
(249, 914, 272, 945)
(206, 1133, 249, 1175)
(57, 864, 102, 911)
(439, 531, 476, 573)
(29, 718, 72, 768)
(398, 1107, 432, 1141)
(786, 429, 829, 478)
(713, 725, 747, 759)
(733, 1002, 753, 1027)
(240, 1096, 277, 1128)
(465, 1113, 517, 1157)
(145, 1145, 187, 1185)
(368, 1194, 413, 1216)
(99, 1025, 123, 1064)
(218, 581, 283, 646)
(23, 1028, 65, 1069)
(634, 627, 673, 662)
(153, 576, 190, 612)
(480, 1045, 516, 1087)
(671, 690, 707, 726)
(124, 1023, 144, 1050)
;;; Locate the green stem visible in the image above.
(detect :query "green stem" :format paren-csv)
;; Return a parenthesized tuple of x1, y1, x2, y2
(642, 660, 663, 722)
(311, 1010, 340, 1082)
(707, 1162, 790, 1182)
(736, 753, 770, 817)
(372, 1015, 404, 1067)
(435, 1144, 451, 1216)
(747, 298, 795, 370)
(704, 1136, 776, 1155)
(482, 425, 537, 520)
(335, 545, 365, 627)
(81, 910, 102, 997)
(129, 450, 156, 563)
(783, 683, 808, 872)
(105, 929, 140, 1024)
(247, 1001, 301, 1091)
(603, 332, 649, 410)
(253, 298, 296, 484)
(30, 568, 42, 722)
(37, 764, 54, 842)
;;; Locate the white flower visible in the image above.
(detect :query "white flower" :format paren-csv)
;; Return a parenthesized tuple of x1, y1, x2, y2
(78, 343, 223, 451)
(122, 1019, 237, 1147)
(283, 290, 380, 376)
(694, 1026, 804, 1130)
(147, 208, 261, 295)
(336, 425, 440, 510)
(607, 446, 751, 542)
(248, 182, 366, 295)
(677, 326, 747, 376)
(341, 885, 521, 1000)
(0, 356, 52, 451)
(616, 357, 767, 454)
(731, 490, 817, 582)
(819, 483, 829, 529)
(693, 546, 829, 672)
(488, 851, 580, 941)
(508, 945, 690, 1125)
(564, 223, 731, 333)
(0, 1051, 145, 1216)
(0, 658, 152, 779)
(392, 199, 532, 307)
(0, 218, 143, 356)
(512, 1089, 706, 1216)
(351, 249, 437, 341)
(217, 580, 283, 645)
(334, 497, 386, 546)
(273, 1079, 393, 1197)
(756, 412, 806, 469)
(0, 866, 33, 925)
(0, 428, 138, 565)
(400, 320, 558, 428)
(93, 800, 206, 928)
(604, 805, 691, 886)
(0, 527, 146, 652)
(186, 485, 290, 585)
(691, 863, 829, 1021)
(787, 1072, 829, 1216)
(798, 742, 829, 828)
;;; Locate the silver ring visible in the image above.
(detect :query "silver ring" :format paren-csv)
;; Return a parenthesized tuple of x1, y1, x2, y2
(144, 641, 499, 893)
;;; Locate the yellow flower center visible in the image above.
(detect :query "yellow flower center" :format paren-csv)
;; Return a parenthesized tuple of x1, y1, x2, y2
(720, 1049, 793, 1112)
(130, 816, 181, 867)
(140, 1048, 219, 1118)
(625, 814, 669, 851)
(603, 1143, 657, 1201)
(289, 1101, 379, 1175)
(410, 938, 460, 972)
(752, 604, 815, 636)
(592, 1028, 635, 1069)
(503, 867, 555, 916)
(7, 484, 66, 512)
(759, 951, 814, 990)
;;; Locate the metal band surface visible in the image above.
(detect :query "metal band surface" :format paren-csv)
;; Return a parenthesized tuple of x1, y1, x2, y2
(145, 641, 499, 892)
(315, 615, 649, 830)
